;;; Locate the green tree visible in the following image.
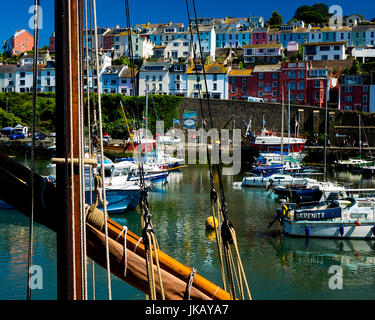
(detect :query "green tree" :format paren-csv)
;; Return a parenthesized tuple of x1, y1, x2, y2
(294, 3, 331, 24)
(350, 59, 360, 75)
(268, 11, 283, 28)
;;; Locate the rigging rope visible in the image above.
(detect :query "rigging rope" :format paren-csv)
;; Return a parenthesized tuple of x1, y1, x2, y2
(186, 0, 252, 300)
(27, 0, 40, 301)
(92, 0, 112, 300)
(124, 0, 165, 300)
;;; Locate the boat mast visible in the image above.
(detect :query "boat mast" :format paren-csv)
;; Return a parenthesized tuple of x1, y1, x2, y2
(55, 0, 85, 300)
(288, 89, 290, 154)
(324, 81, 328, 182)
(359, 113, 361, 159)
(281, 86, 284, 173)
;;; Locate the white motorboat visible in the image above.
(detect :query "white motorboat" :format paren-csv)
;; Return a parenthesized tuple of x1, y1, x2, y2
(279, 197, 375, 239)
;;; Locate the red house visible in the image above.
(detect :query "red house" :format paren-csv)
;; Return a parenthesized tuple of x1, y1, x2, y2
(251, 27, 268, 45)
(253, 65, 281, 102)
(338, 74, 371, 112)
(280, 62, 308, 104)
(228, 68, 255, 100)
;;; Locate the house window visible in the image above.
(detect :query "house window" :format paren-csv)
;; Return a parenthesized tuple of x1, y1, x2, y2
(298, 81, 305, 90)
(194, 84, 202, 90)
(290, 93, 296, 100)
(315, 92, 321, 100)
(298, 71, 305, 79)
(272, 81, 278, 88)
(288, 71, 296, 79)
(258, 82, 263, 88)
(272, 90, 278, 97)
(362, 105, 368, 112)
(159, 84, 163, 91)
(258, 73, 264, 79)
(230, 77, 236, 84)
(213, 74, 217, 82)
(344, 86, 353, 92)
(298, 93, 304, 100)
(334, 55, 340, 60)
(288, 82, 296, 90)
(213, 83, 217, 91)
(241, 77, 247, 83)
(231, 86, 236, 94)
(159, 75, 162, 81)
(344, 96, 353, 102)
(272, 73, 279, 79)
(363, 86, 369, 92)
(145, 75, 149, 81)
(321, 55, 328, 60)
(258, 91, 263, 97)
(241, 85, 246, 93)
(363, 95, 368, 102)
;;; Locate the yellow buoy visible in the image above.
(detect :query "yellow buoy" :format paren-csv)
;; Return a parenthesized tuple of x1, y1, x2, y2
(205, 216, 219, 230)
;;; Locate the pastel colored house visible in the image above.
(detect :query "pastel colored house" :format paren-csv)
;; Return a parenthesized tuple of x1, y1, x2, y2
(39, 60, 56, 92)
(16, 65, 45, 93)
(302, 41, 347, 61)
(139, 61, 171, 95)
(0, 65, 18, 92)
(168, 63, 188, 96)
(49, 32, 56, 52)
(243, 43, 283, 64)
(3, 29, 34, 55)
(101, 65, 123, 94)
(164, 38, 190, 62)
(118, 66, 138, 96)
(187, 63, 229, 99)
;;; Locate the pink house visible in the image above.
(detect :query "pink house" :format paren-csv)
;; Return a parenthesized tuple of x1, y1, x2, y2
(3, 29, 34, 55)
(49, 32, 55, 52)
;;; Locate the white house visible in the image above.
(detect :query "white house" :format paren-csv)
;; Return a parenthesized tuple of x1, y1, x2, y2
(39, 60, 56, 92)
(303, 41, 347, 61)
(164, 38, 190, 62)
(168, 63, 188, 96)
(186, 63, 229, 99)
(113, 32, 154, 59)
(352, 46, 375, 63)
(139, 61, 171, 95)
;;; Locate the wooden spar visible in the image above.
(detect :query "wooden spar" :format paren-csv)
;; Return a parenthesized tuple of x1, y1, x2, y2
(55, 0, 84, 300)
(0, 152, 232, 300)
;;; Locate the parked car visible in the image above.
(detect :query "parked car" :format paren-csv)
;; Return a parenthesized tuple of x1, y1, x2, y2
(9, 133, 25, 140)
(34, 132, 47, 140)
(247, 96, 264, 103)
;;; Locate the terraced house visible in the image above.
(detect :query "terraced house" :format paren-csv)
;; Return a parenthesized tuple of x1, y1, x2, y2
(139, 61, 171, 95)
(186, 63, 229, 99)
(0, 65, 18, 92)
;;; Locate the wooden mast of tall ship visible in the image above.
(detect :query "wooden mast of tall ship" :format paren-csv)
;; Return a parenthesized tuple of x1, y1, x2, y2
(55, 0, 87, 300)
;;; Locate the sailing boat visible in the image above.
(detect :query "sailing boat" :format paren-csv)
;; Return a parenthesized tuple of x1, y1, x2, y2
(335, 114, 374, 171)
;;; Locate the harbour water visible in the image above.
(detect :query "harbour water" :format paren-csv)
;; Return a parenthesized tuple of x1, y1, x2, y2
(1, 159, 375, 300)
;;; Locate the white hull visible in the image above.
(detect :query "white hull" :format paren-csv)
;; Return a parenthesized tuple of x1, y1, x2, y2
(282, 219, 375, 239)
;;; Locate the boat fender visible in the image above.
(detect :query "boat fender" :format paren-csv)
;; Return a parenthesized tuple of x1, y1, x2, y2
(305, 226, 310, 238)
(205, 216, 219, 230)
(355, 220, 361, 226)
(339, 225, 344, 236)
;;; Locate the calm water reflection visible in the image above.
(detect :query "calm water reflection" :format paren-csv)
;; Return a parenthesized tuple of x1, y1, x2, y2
(0, 159, 375, 299)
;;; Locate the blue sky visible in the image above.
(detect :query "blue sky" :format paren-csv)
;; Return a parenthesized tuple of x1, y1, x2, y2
(1, 0, 374, 50)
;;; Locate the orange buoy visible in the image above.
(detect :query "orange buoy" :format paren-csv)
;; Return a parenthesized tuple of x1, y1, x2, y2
(355, 220, 361, 226)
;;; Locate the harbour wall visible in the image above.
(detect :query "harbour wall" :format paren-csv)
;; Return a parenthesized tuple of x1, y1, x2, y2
(178, 98, 375, 149)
